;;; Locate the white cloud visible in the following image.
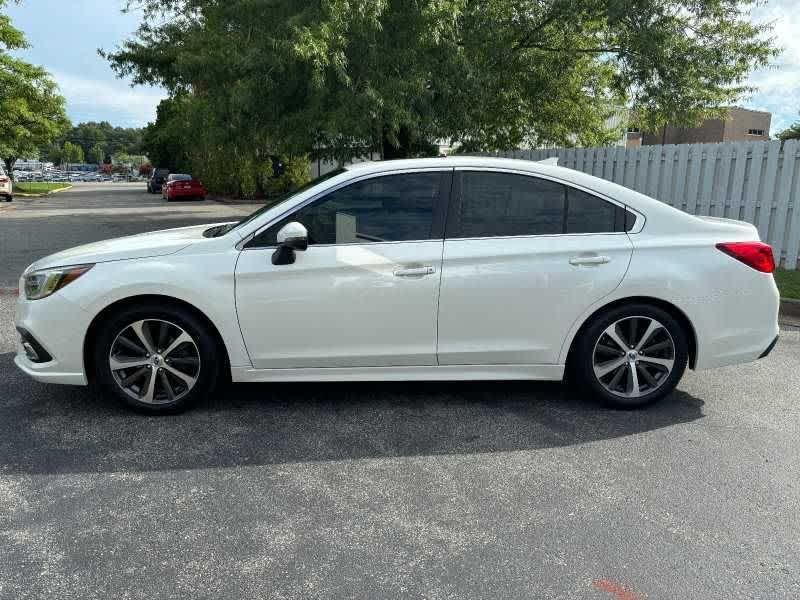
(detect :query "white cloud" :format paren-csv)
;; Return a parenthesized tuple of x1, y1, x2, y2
(744, 0, 800, 134)
(52, 72, 166, 127)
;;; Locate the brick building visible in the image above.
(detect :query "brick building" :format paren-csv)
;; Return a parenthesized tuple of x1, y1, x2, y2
(624, 107, 771, 148)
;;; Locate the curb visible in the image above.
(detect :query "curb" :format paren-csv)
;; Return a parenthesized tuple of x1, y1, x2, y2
(208, 195, 263, 206)
(12, 184, 73, 198)
(781, 298, 800, 325)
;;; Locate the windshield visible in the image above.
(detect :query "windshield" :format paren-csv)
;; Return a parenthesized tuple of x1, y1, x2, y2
(226, 168, 347, 234)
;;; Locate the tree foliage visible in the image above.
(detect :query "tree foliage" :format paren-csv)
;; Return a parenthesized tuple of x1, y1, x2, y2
(60, 141, 84, 164)
(778, 113, 800, 141)
(51, 121, 144, 163)
(106, 0, 777, 166)
(0, 0, 70, 175)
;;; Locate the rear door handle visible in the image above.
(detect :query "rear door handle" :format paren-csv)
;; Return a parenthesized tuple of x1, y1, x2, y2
(394, 266, 435, 277)
(569, 255, 611, 266)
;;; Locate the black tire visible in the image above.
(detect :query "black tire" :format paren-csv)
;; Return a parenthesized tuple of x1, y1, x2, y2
(571, 303, 688, 409)
(92, 303, 222, 414)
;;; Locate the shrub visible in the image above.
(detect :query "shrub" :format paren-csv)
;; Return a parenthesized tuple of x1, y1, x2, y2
(238, 158, 257, 199)
(263, 156, 311, 197)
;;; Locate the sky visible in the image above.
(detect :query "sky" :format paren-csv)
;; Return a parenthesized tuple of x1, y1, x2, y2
(6, 0, 165, 128)
(6, 0, 800, 134)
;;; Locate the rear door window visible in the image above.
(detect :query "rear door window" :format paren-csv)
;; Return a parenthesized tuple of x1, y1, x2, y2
(447, 171, 634, 238)
(447, 172, 565, 238)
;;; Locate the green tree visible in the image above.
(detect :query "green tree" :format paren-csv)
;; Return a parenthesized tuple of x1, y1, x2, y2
(108, 0, 777, 161)
(141, 95, 191, 172)
(42, 142, 62, 165)
(89, 142, 105, 164)
(0, 0, 70, 176)
(61, 141, 84, 165)
(778, 113, 800, 141)
(55, 121, 144, 159)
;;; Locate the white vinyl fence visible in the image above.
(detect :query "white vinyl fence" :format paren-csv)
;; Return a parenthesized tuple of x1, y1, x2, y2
(476, 140, 800, 270)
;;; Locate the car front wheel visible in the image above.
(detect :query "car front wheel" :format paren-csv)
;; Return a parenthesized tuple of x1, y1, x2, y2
(93, 304, 222, 414)
(572, 303, 689, 409)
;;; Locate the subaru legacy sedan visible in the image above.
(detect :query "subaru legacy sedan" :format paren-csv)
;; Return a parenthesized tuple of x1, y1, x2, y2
(15, 157, 779, 414)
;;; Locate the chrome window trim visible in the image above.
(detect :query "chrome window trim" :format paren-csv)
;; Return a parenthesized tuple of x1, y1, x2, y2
(236, 167, 454, 250)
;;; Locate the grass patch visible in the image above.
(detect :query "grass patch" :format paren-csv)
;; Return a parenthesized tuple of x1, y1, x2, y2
(775, 269, 800, 300)
(13, 182, 71, 194)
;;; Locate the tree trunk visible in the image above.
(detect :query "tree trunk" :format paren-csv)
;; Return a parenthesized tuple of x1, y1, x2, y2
(3, 157, 16, 181)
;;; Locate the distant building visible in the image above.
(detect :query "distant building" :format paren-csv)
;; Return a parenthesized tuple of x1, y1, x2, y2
(66, 163, 100, 172)
(13, 159, 54, 171)
(625, 107, 771, 147)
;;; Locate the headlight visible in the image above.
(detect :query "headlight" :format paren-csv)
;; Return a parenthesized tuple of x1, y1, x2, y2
(24, 264, 94, 300)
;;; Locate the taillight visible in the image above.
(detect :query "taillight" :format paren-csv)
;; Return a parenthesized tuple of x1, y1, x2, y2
(716, 241, 775, 273)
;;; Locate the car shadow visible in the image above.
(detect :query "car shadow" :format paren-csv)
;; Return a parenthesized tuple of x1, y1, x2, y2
(0, 352, 705, 475)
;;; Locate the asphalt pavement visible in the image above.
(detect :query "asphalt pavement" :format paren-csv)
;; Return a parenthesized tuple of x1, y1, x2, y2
(0, 184, 798, 599)
(0, 183, 258, 288)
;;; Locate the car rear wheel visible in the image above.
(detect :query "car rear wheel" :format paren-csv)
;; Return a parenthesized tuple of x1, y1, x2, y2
(93, 304, 222, 414)
(572, 303, 688, 409)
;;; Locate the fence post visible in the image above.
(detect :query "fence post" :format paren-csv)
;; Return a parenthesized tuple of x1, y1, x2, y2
(756, 141, 781, 241)
(771, 140, 799, 267)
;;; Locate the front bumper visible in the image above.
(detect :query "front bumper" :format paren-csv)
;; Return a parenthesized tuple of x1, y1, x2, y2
(14, 289, 92, 386)
(14, 354, 87, 385)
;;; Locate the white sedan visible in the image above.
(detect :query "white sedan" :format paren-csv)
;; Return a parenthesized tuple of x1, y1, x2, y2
(14, 157, 780, 413)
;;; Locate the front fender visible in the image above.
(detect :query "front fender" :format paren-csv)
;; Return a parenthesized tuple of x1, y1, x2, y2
(62, 253, 252, 368)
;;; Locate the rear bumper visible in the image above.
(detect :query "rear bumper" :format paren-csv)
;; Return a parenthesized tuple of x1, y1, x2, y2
(693, 280, 781, 370)
(167, 188, 205, 198)
(759, 334, 779, 359)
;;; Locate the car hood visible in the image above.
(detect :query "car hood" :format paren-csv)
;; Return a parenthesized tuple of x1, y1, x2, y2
(26, 223, 229, 272)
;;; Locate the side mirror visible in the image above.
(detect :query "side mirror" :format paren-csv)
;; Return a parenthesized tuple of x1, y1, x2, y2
(272, 222, 308, 265)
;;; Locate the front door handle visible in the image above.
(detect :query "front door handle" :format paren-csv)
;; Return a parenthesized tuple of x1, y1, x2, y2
(394, 266, 435, 277)
(569, 255, 611, 266)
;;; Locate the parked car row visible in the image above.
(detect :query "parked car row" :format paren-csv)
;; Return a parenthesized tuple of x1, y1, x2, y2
(13, 169, 138, 183)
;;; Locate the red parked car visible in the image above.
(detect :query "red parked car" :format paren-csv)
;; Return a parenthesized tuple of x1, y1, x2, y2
(162, 174, 207, 201)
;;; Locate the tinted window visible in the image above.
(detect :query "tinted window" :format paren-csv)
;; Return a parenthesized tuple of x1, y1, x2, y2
(449, 172, 565, 238)
(250, 172, 444, 247)
(168, 174, 192, 182)
(566, 188, 624, 234)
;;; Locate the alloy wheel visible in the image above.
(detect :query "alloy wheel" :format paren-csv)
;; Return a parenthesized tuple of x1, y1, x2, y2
(109, 319, 201, 404)
(592, 316, 676, 398)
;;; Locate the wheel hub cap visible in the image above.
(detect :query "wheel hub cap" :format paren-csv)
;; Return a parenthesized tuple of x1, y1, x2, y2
(109, 319, 201, 405)
(592, 316, 676, 399)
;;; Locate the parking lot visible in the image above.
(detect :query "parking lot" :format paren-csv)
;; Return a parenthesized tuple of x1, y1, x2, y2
(1, 183, 799, 599)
